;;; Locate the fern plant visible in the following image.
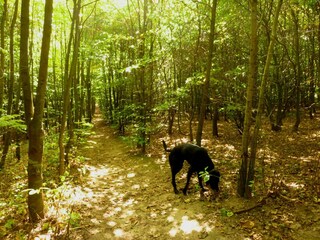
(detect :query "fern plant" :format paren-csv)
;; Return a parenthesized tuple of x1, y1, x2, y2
(0, 114, 26, 134)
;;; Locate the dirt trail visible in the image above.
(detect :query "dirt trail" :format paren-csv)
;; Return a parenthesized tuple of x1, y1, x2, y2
(70, 114, 239, 240)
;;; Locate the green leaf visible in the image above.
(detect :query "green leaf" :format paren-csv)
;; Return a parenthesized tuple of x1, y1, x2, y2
(227, 211, 234, 217)
(42, 222, 50, 231)
(69, 212, 81, 227)
(220, 208, 234, 217)
(0, 114, 26, 133)
(248, 180, 254, 188)
(199, 166, 210, 183)
(4, 219, 15, 229)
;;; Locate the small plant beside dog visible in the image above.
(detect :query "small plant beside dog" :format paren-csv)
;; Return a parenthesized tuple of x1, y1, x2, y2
(199, 167, 211, 183)
(200, 166, 221, 183)
(220, 208, 234, 217)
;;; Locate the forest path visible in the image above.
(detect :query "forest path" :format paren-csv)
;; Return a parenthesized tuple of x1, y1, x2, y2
(70, 113, 237, 240)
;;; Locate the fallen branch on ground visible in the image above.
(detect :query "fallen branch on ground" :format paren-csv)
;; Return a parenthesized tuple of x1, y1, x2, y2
(234, 180, 298, 214)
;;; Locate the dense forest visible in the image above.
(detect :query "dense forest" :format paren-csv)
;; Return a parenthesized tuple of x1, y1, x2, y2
(0, 0, 319, 239)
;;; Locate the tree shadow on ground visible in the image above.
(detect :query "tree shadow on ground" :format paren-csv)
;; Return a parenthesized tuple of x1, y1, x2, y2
(70, 115, 236, 240)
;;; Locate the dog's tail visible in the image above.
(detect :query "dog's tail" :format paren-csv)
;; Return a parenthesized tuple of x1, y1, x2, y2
(162, 140, 171, 152)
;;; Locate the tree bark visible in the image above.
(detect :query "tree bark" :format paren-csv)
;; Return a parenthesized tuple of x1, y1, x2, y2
(237, 0, 258, 198)
(20, 0, 33, 125)
(247, 0, 283, 197)
(196, 0, 218, 146)
(27, 0, 53, 223)
(136, 0, 148, 153)
(0, 0, 7, 111)
(0, 0, 19, 169)
(8, 0, 19, 115)
(59, 0, 81, 175)
(86, 59, 92, 122)
(291, 6, 301, 132)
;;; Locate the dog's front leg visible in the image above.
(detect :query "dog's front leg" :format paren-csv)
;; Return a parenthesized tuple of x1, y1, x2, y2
(197, 174, 206, 192)
(183, 167, 194, 195)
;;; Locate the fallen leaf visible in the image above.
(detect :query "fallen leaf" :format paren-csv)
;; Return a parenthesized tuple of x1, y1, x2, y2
(240, 220, 255, 229)
(289, 223, 301, 230)
(198, 230, 209, 239)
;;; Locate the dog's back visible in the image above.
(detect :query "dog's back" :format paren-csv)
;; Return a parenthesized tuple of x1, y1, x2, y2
(178, 143, 214, 171)
(162, 141, 213, 167)
(162, 140, 220, 194)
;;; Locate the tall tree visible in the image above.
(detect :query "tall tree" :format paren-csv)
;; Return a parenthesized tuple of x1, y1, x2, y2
(196, 0, 218, 146)
(20, 0, 33, 125)
(85, 59, 93, 122)
(133, 0, 151, 153)
(0, 0, 7, 112)
(59, 0, 81, 175)
(291, 4, 301, 132)
(237, 0, 258, 198)
(27, 0, 53, 222)
(247, 0, 283, 197)
(8, 0, 19, 115)
(0, 0, 19, 169)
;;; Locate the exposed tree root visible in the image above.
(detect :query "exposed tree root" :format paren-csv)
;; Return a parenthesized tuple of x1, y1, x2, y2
(234, 180, 298, 214)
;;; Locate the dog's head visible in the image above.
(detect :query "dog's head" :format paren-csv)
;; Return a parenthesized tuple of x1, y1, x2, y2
(207, 170, 220, 192)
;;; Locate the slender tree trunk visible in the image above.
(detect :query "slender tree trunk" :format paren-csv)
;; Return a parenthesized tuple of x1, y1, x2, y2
(59, 0, 80, 175)
(66, 0, 81, 161)
(212, 105, 219, 136)
(291, 7, 301, 132)
(168, 108, 175, 135)
(27, 0, 53, 223)
(59, 4, 74, 176)
(308, 33, 315, 119)
(52, 44, 60, 127)
(0, 0, 7, 111)
(102, 59, 113, 122)
(79, 60, 85, 121)
(247, 0, 283, 197)
(237, 0, 258, 198)
(86, 59, 92, 122)
(0, 132, 10, 169)
(74, 63, 80, 124)
(318, 12, 320, 90)
(20, 0, 33, 125)
(274, 52, 284, 126)
(196, 0, 218, 146)
(8, 0, 19, 115)
(0, 0, 19, 169)
(317, 11, 320, 101)
(136, 0, 148, 153)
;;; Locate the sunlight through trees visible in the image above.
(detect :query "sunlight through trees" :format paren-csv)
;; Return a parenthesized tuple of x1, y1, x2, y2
(0, 0, 319, 238)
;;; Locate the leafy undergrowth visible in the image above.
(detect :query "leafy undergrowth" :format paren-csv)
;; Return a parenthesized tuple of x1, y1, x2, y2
(1, 111, 320, 239)
(0, 126, 92, 239)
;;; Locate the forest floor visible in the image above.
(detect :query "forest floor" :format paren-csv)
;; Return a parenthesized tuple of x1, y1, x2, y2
(1, 110, 320, 239)
(69, 111, 320, 240)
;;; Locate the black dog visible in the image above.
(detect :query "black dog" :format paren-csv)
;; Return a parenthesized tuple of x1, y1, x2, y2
(162, 140, 220, 195)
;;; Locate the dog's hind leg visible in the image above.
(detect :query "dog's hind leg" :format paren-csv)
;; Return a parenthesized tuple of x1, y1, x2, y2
(171, 170, 179, 194)
(169, 156, 183, 194)
(183, 167, 195, 195)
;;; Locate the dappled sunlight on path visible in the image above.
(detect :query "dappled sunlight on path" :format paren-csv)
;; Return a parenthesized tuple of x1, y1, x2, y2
(70, 114, 230, 240)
